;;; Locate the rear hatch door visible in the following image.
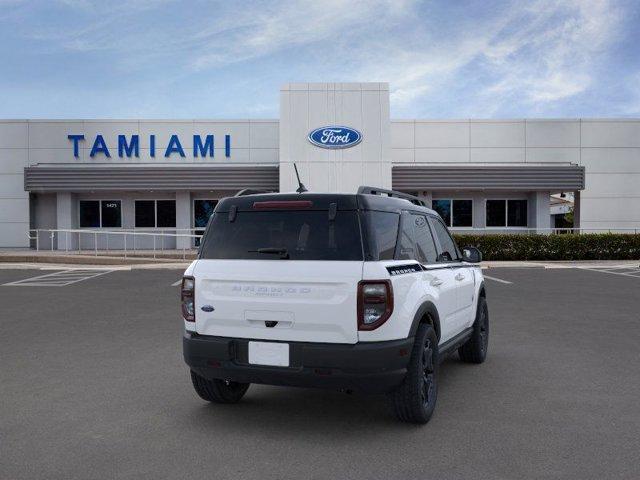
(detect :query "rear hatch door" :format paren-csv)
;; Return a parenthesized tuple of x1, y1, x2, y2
(193, 198, 363, 344)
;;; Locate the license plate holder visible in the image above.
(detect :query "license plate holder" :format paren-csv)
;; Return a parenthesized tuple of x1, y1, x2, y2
(248, 341, 290, 367)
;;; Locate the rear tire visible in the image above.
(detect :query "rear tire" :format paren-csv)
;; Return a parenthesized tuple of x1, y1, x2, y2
(458, 296, 489, 364)
(388, 323, 438, 424)
(190, 370, 250, 404)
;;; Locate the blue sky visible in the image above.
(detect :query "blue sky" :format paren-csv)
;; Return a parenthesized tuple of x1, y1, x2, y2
(1, 0, 639, 119)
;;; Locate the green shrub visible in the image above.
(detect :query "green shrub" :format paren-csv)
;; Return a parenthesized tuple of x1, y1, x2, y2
(453, 233, 640, 261)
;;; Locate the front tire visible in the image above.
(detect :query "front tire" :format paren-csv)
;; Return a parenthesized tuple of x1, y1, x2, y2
(190, 370, 250, 404)
(458, 296, 489, 364)
(389, 323, 438, 424)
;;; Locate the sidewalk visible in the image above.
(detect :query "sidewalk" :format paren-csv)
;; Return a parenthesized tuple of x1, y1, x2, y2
(0, 249, 196, 267)
(1, 249, 637, 269)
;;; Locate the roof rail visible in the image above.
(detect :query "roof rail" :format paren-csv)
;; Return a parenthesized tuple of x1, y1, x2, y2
(357, 186, 426, 207)
(234, 188, 273, 197)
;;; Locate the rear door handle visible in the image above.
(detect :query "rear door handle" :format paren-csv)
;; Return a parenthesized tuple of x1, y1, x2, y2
(455, 273, 465, 281)
(430, 278, 443, 287)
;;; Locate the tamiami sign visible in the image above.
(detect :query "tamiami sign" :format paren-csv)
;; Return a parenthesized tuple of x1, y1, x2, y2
(67, 134, 232, 158)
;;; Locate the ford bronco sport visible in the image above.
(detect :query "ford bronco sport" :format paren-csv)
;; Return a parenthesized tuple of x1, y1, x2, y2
(182, 187, 488, 423)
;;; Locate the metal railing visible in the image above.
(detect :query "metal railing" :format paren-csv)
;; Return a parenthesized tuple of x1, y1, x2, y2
(448, 227, 639, 235)
(27, 228, 202, 259)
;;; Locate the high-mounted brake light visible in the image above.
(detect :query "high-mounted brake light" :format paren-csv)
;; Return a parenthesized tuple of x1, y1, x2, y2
(357, 280, 393, 331)
(181, 276, 195, 322)
(252, 200, 313, 209)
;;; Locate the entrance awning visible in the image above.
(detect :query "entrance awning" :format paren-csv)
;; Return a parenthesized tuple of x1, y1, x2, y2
(24, 165, 279, 192)
(392, 164, 585, 191)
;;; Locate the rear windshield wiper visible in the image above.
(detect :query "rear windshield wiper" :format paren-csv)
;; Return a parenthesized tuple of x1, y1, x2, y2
(249, 247, 290, 259)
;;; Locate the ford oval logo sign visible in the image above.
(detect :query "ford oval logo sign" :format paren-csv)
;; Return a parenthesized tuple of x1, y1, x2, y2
(308, 126, 362, 149)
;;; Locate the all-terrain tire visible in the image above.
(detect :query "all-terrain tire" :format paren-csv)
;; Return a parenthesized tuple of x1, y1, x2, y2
(388, 323, 438, 424)
(458, 296, 489, 364)
(190, 370, 250, 404)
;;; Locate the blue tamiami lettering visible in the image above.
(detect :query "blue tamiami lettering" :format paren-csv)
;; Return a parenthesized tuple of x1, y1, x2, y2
(164, 135, 185, 157)
(68, 134, 231, 159)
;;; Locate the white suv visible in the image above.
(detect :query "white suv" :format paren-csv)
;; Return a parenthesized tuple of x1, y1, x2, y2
(181, 187, 488, 423)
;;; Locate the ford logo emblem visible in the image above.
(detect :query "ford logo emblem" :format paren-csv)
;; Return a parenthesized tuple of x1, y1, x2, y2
(308, 126, 362, 149)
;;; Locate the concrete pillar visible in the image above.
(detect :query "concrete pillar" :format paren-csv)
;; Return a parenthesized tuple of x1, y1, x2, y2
(56, 192, 78, 250)
(279, 83, 391, 193)
(418, 191, 432, 208)
(176, 191, 191, 250)
(573, 191, 581, 230)
(528, 191, 550, 233)
(472, 192, 485, 228)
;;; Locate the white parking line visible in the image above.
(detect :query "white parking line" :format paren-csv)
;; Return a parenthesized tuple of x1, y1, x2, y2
(171, 279, 182, 286)
(577, 266, 640, 279)
(2, 269, 115, 287)
(483, 275, 513, 284)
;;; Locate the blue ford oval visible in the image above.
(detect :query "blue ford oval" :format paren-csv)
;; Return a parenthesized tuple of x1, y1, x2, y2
(308, 126, 362, 149)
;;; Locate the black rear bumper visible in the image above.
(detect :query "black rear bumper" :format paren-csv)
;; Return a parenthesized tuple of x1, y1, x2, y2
(183, 331, 414, 394)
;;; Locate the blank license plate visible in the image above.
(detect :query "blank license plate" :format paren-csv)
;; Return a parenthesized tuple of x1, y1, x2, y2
(248, 341, 289, 367)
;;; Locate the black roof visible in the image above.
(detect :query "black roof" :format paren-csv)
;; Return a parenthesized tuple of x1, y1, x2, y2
(215, 192, 437, 215)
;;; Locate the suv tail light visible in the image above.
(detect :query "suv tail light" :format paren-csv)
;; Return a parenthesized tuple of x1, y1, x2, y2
(357, 280, 393, 330)
(181, 276, 195, 322)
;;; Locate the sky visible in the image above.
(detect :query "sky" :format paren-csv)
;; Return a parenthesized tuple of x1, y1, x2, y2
(1, 0, 639, 119)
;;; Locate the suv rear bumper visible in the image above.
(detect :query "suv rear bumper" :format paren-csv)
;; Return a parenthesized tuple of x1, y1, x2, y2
(183, 331, 414, 394)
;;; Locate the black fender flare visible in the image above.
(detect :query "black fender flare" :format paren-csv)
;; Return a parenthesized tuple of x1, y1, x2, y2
(408, 301, 442, 341)
(478, 280, 486, 299)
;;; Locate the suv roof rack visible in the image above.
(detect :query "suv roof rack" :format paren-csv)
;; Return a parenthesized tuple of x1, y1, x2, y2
(235, 188, 273, 197)
(357, 186, 427, 207)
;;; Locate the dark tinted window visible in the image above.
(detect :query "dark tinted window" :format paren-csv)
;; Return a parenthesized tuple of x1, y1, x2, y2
(363, 211, 399, 260)
(157, 200, 176, 228)
(194, 200, 217, 228)
(430, 217, 459, 261)
(135, 201, 155, 228)
(452, 200, 473, 227)
(412, 214, 438, 263)
(432, 200, 451, 227)
(101, 201, 121, 228)
(486, 200, 506, 227)
(508, 200, 528, 227)
(200, 210, 363, 261)
(397, 214, 416, 260)
(79, 201, 100, 228)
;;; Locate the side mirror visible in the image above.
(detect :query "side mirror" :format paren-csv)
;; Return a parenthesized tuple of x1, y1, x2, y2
(462, 246, 482, 263)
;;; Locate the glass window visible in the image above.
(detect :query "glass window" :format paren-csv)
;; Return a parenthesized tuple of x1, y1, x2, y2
(432, 200, 451, 227)
(363, 211, 399, 260)
(194, 200, 218, 246)
(194, 200, 218, 229)
(397, 214, 416, 261)
(412, 214, 438, 264)
(452, 200, 473, 227)
(199, 210, 363, 261)
(430, 217, 460, 262)
(79, 201, 100, 228)
(486, 200, 506, 227)
(157, 200, 176, 228)
(508, 200, 528, 227)
(135, 201, 155, 228)
(101, 201, 121, 228)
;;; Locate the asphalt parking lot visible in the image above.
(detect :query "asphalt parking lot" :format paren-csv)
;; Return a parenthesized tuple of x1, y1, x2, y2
(1, 266, 639, 480)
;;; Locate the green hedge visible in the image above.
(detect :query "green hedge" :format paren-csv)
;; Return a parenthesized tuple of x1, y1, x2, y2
(452, 233, 640, 261)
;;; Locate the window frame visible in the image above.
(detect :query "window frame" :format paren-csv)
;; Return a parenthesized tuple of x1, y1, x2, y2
(78, 199, 123, 229)
(133, 198, 177, 229)
(484, 198, 529, 229)
(432, 198, 474, 228)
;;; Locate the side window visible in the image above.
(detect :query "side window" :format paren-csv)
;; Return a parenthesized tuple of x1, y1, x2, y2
(412, 214, 438, 264)
(363, 211, 400, 260)
(430, 217, 460, 262)
(397, 213, 416, 260)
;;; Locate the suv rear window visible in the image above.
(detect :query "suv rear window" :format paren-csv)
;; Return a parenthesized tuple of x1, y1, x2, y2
(199, 210, 363, 261)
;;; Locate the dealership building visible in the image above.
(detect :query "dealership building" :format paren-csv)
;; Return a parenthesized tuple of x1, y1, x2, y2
(0, 82, 638, 249)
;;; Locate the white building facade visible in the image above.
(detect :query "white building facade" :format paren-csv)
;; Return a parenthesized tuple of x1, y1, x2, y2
(1, 82, 638, 249)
